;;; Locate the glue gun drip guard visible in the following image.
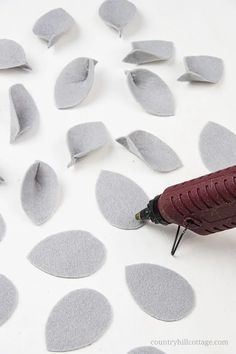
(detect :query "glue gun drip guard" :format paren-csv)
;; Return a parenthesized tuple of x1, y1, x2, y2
(135, 165, 236, 255)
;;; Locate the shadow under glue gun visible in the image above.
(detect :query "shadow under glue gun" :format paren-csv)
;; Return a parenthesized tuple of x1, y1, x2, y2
(135, 165, 236, 256)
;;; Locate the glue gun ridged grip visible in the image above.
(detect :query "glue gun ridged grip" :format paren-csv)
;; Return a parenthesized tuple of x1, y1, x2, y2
(158, 165, 236, 235)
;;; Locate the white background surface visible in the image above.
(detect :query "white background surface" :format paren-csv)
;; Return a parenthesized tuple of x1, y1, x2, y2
(0, 0, 235, 353)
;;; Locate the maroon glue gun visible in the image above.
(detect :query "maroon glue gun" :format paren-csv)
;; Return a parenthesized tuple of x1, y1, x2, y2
(135, 165, 236, 255)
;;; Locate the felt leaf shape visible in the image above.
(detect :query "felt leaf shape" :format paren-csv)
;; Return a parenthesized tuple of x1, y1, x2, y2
(178, 56, 223, 83)
(99, 0, 136, 36)
(123, 40, 174, 65)
(96, 170, 149, 230)
(128, 347, 165, 354)
(21, 161, 60, 225)
(0, 275, 18, 326)
(0, 215, 6, 242)
(0, 39, 30, 70)
(55, 57, 97, 109)
(33, 8, 75, 48)
(199, 121, 236, 171)
(46, 289, 112, 352)
(9, 84, 39, 143)
(126, 69, 175, 116)
(126, 264, 195, 322)
(117, 130, 182, 172)
(67, 121, 110, 167)
(28, 230, 106, 278)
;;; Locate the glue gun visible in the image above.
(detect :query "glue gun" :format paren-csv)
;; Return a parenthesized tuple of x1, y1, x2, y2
(135, 165, 236, 255)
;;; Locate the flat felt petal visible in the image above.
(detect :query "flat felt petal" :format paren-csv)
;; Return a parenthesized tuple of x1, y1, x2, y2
(199, 121, 236, 171)
(46, 289, 112, 351)
(0, 215, 6, 242)
(128, 347, 166, 354)
(96, 170, 149, 230)
(126, 264, 195, 322)
(28, 230, 106, 278)
(0, 275, 18, 326)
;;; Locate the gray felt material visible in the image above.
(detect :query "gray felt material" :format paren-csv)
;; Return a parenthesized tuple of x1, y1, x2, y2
(28, 230, 106, 278)
(67, 121, 110, 167)
(0, 274, 18, 326)
(0, 39, 30, 70)
(9, 84, 39, 143)
(178, 56, 223, 83)
(199, 121, 236, 171)
(126, 69, 175, 116)
(46, 289, 112, 352)
(99, 0, 136, 36)
(96, 170, 149, 230)
(33, 8, 75, 48)
(116, 130, 182, 172)
(126, 264, 195, 322)
(21, 161, 60, 225)
(0, 215, 6, 242)
(123, 40, 174, 65)
(55, 57, 97, 109)
(128, 347, 165, 354)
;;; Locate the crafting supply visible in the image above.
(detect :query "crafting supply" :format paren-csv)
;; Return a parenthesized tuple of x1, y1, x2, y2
(128, 348, 165, 354)
(136, 165, 236, 255)
(0, 39, 30, 70)
(46, 289, 112, 352)
(0, 275, 18, 326)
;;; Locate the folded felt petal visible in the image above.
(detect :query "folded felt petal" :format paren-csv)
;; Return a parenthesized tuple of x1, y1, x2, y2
(126, 69, 175, 116)
(9, 84, 39, 143)
(178, 56, 223, 83)
(117, 130, 182, 172)
(55, 57, 97, 109)
(67, 121, 110, 166)
(33, 8, 75, 48)
(0, 39, 30, 70)
(99, 0, 136, 36)
(123, 40, 174, 65)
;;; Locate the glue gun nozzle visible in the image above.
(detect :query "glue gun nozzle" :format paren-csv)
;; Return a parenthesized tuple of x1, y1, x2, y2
(135, 207, 150, 221)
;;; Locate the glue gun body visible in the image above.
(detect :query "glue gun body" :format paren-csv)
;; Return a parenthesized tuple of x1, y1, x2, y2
(137, 166, 236, 236)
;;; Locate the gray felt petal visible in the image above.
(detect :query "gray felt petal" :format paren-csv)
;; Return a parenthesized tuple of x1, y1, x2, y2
(33, 8, 75, 48)
(126, 69, 175, 116)
(99, 0, 136, 36)
(67, 121, 110, 167)
(55, 57, 97, 109)
(128, 347, 165, 354)
(0, 39, 30, 70)
(117, 130, 182, 172)
(9, 84, 39, 143)
(96, 170, 149, 230)
(0, 275, 18, 326)
(21, 161, 60, 225)
(126, 264, 195, 322)
(0, 215, 6, 242)
(28, 230, 106, 278)
(178, 56, 223, 83)
(199, 121, 236, 171)
(123, 40, 174, 65)
(46, 289, 112, 351)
